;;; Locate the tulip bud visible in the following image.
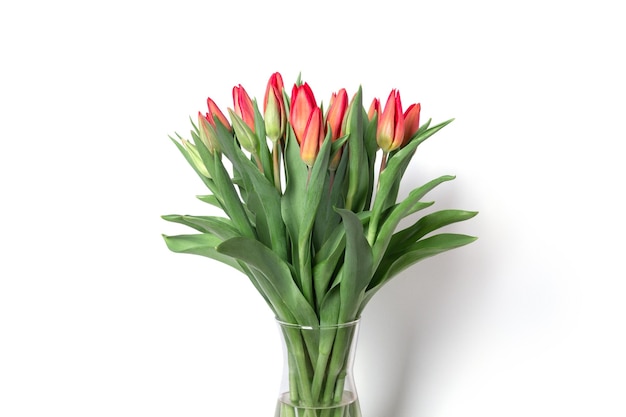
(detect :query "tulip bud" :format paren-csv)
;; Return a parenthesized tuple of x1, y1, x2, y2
(403, 103, 421, 145)
(326, 88, 348, 140)
(182, 138, 211, 178)
(376, 89, 405, 153)
(232, 84, 256, 132)
(207, 97, 231, 131)
(299, 107, 323, 167)
(264, 72, 286, 143)
(368, 98, 380, 120)
(290, 82, 318, 145)
(198, 112, 220, 153)
(228, 108, 259, 155)
(326, 88, 348, 170)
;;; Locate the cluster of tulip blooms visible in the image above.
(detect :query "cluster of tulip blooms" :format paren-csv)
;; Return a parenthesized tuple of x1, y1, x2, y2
(164, 71, 476, 324)
(194, 72, 423, 189)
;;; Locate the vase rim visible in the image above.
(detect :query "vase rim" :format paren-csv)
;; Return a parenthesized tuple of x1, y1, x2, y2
(275, 318, 360, 329)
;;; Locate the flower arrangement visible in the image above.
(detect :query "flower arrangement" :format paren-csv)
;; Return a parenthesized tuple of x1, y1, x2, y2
(162, 72, 477, 416)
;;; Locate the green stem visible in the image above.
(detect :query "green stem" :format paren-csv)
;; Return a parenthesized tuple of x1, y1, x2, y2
(367, 151, 388, 245)
(273, 142, 282, 192)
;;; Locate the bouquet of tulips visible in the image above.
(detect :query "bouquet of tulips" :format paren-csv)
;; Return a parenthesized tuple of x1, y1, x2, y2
(162, 72, 477, 415)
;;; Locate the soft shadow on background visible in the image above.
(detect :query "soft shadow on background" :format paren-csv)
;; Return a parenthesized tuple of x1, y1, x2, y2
(356, 173, 490, 417)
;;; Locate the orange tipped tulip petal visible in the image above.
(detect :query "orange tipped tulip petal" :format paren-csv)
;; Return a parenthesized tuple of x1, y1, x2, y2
(376, 89, 405, 152)
(326, 88, 348, 141)
(207, 97, 231, 131)
(403, 103, 421, 144)
(233, 85, 256, 132)
(300, 107, 323, 167)
(368, 98, 380, 120)
(290, 83, 317, 145)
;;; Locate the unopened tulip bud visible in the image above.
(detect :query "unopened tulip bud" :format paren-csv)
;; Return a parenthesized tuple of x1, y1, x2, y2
(233, 84, 256, 132)
(207, 97, 231, 131)
(376, 89, 405, 153)
(326, 88, 348, 170)
(290, 82, 318, 145)
(264, 72, 286, 143)
(228, 108, 259, 155)
(403, 103, 421, 145)
(182, 138, 211, 178)
(368, 98, 380, 120)
(198, 112, 220, 153)
(300, 107, 323, 167)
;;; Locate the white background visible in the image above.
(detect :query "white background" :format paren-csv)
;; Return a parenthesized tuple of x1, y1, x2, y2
(1, 1, 625, 416)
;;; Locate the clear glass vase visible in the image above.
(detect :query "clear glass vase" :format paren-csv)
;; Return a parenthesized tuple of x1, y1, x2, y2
(274, 319, 362, 417)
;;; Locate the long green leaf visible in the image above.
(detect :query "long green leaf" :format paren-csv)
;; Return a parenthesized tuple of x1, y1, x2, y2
(217, 237, 319, 326)
(162, 215, 240, 240)
(162, 233, 244, 273)
(371, 175, 455, 270)
(364, 233, 478, 310)
(336, 208, 373, 322)
(389, 209, 479, 255)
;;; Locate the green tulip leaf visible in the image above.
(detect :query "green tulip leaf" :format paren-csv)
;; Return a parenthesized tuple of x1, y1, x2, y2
(217, 237, 319, 326)
(336, 208, 373, 322)
(162, 233, 243, 273)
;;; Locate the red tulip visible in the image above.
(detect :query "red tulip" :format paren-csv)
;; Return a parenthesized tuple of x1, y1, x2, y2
(403, 103, 421, 145)
(263, 72, 286, 143)
(299, 107, 323, 167)
(290, 83, 323, 166)
(368, 97, 380, 120)
(233, 84, 256, 132)
(290, 83, 318, 145)
(326, 88, 348, 140)
(326, 88, 348, 170)
(376, 89, 405, 153)
(207, 97, 231, 131)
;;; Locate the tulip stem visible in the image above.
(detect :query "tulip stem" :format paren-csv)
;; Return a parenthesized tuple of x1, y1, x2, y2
(273, 143, 282, 192)
(377, 152, 389, 190)
(254, 153, 264, 174)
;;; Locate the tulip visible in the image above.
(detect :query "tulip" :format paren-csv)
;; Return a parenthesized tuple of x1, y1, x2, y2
(290, 83, 318, 145)
(376, 89, 405, 153)
(326, 88, 348, 170)
(403, 103, 421, 145)
(299, 107, 323, 167)
(290, 83, 324, 166)
(197, 111, 220, 153)
(326, 88, 348, 140)
(207, 97, 231, 131)
(264, 72, 286, 143)
(368, 98, 380, 120)
(233, 84, 256, 132)
(182, 138, 211, 178)
(228, 108, 259, 155)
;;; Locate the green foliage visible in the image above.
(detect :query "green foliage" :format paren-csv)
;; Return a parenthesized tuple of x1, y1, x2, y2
(162, 74, 478, 326)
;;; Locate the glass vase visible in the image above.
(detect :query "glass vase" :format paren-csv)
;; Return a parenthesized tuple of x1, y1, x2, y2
(274, 319, 362, 417)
